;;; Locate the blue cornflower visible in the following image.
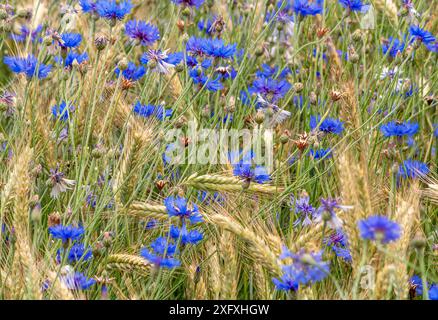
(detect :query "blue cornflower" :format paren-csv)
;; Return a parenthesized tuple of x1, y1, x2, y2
(140, 237, 180, 268)
(132, 101, 172, 120)
(338, 0, 370, 13)
(169, 224, 203, 245)
(171, 0, 205, 9)
(382, 37, 406, 58)
(248, 77, 291, 103)
(398, 159, 429, 179)
(201, 38, 237, 59)
(80, 0, 98, 13)
(409, 25, 436, 44)
(115, 62, 146, 81)
(60, 33, 82, 48)
(125, 20, 160, 46)
(358, 215, 401, 244)
(410, 275, 425, 296)
(96, 0, 132, 21)
(256, 64, 291, 79)
(380, 121, 419, 138)
(48, 224, 85, 243)
(10, 25, 42, 42)
(309, 148, 332, 159)
(310, 115, 344, 135)
(429, 285, 438, 300)
(434, 124, 438, 137)
(291, 194, 315, 227)
(293, 0, 323, 16)
(4, 55, 52, 79)
(52, 101, 74, 121)
(233, 162, 271, 184)
(426, 42, 438, 53)
(272, 266, 299, 291)
(189, 68, 223, 92)
(325, 231, 352, 262)
(57, 243, 92, 263)
(186, 37, 207, 56)
(279, 248, 330, 285)
(63, 51, 89, 68)
(164, 196, 203, 224)
(140, 50, 183, 74)
(198, 18, 214, 35)
(314, 198, 351, 230)
(61, 271, 96, 290)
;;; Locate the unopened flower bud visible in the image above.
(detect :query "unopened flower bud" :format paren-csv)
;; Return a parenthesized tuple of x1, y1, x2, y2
(0, 9, 8, 20)
(294, 82, 304, 93)
(118, 58, 129, 71)
(351, 29, 363, 42)
(182, 7, 191, 17)
(48, 212, 61, 227)
(94, 34, 108, 51)
(255, 110, 265, 124)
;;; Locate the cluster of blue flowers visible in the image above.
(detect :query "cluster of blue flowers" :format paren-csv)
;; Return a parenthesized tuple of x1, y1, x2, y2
(132, 101, 173, 121)
(273, 247, 330, 292)
(141, 196, 204, 269)
(410, 275, 438, 300)
(48, 224, 95, 290)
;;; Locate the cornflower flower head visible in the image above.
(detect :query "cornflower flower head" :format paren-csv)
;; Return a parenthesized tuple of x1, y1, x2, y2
(310, 115, 344, 135)
(291, 193, 315, 227)
(380, 121, 419, 138)
(140, 49, 183, 74)
(0, 91, 17, 116)
(358, 215, 401, 243)
(164, 196, 203, 224)
(189, 68, 223, 92)
(338, 0, 370, 13)
(314, 197, 351, 230)
(248, 76, 292, 103)
(4, 55, 52, 79)
(115, 62, 146, 81)
(49, 224, 85, 243)
(232, 152, 271, 184)
(171, 0, 205, 8)
(325, 230, 352, 262)
(201, 38, 237, 59)
(52, 101, 74, 121)
(309, 148, 332, 159)
(96, 0, 132, 22)
(198, 17, 214, 35)
(398, 159, 429, 179)
(382, 37, 406, 58)
(186, 37, 208, 57)
(426, 42, 438, 53)
(429, 285, 438, 300)
(132, 101, 172, 120)
(272, 265, 299, 291)
(79, 0, 98, 13)
(57, 243, 93, 263)
(47, 167, 76, 198)
(293, 0, 323, 17)
(256, 64, 291, 79)
(63, 51, 89, 68)
(140, 237, 180, 268)
(10, 24, 42, 42)
(409, 25, 436, 45)
(61, 271, 96, 290)
(125, 20, 160, 46)
(169, 224, 203, 245)
(279, 248, 330, 285)
(410, 275, 425, 296)
(60, 33, 82, 49)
